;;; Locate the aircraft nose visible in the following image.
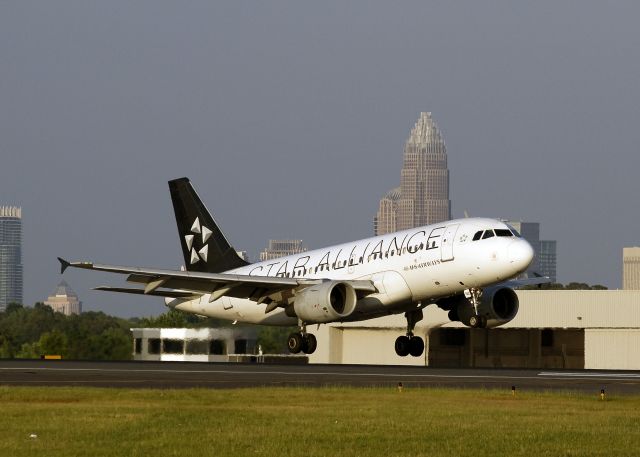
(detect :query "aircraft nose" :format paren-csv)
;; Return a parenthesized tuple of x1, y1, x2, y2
(508, 239, 534, 270)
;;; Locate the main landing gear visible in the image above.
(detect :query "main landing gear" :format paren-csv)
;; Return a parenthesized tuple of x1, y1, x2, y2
(395, 309, 425, 357)
(287, 321, 317, 355)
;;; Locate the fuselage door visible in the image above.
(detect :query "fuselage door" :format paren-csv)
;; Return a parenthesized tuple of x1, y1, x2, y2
(440, 224, 460, 262)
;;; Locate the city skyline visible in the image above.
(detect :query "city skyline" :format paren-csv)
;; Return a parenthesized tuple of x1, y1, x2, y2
(2, 3, 639, 316)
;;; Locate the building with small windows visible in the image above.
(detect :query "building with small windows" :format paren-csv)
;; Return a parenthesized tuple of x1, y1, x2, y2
(131, 327, 258, 362)
(623, 247, 640, 290)
(374, 112, 451, 236)
(260, 240, 308, 261)
(0, 206, 23, 310)
(44, 280, 82, 315)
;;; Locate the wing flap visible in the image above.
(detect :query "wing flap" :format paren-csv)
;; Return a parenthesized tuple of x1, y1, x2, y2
(93, 286, 200, 299)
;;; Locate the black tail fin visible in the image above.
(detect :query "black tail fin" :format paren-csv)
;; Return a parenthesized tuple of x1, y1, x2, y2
(168, 177, 250, 273)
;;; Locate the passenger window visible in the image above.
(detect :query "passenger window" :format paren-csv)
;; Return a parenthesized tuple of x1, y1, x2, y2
(482, 230, 495, 239)
(472, 231, 483, 241)
(495, 229, 513, 237)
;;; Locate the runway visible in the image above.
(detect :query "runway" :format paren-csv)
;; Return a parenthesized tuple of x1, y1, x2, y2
(1, 360, 640, 394)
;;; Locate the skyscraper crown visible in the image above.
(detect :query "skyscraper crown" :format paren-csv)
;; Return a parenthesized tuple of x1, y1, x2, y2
(407, 112, 444, 146)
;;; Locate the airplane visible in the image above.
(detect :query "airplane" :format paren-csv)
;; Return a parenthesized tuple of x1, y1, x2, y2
(59, 177, 544, 357)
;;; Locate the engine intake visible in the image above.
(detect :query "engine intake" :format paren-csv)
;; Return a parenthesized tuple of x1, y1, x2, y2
(438, 287, 519, 328)
(293, 281, 357, 323)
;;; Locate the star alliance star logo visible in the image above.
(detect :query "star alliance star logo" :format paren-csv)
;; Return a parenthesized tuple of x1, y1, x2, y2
(184, 217, 212, 264)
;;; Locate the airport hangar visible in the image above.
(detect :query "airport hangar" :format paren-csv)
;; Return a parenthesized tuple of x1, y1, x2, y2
(306, 290, 640, 370)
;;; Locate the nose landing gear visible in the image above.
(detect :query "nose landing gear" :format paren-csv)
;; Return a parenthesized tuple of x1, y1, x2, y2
(395, 309, 425, 357)
(466, 288, 487, 328)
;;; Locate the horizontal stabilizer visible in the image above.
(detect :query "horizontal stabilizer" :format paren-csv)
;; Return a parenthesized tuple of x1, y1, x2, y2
(58, 257, 71, 274)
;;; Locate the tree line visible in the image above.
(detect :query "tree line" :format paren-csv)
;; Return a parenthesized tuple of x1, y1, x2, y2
(0, 303, 294, 359)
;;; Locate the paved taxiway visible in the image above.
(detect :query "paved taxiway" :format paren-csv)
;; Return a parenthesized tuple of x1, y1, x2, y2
(1, 360, 640, 394)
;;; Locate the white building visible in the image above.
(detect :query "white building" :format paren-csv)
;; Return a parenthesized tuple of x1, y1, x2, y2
(44, 280, 82, 315)
(131, 327, 257, 362)
(307, 290, 640, 370)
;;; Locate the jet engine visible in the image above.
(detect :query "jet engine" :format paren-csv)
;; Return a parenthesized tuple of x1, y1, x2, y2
(438, 286, 519, 328)
(292, 281, 357, 323)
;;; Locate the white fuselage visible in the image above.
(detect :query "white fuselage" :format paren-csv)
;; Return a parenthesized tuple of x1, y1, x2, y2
(169, 217, 534, 325)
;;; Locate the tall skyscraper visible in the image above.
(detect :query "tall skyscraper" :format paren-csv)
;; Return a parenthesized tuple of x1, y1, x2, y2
(259, 240, 308, 261)
(374, 112, 450, 235)
(0, 206, 23, 310)
(623, 247, 640, 290)
(44, 280, 82, 315)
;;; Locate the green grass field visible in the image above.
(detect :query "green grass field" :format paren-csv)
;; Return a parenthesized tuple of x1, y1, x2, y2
(1, 386, 640, 457)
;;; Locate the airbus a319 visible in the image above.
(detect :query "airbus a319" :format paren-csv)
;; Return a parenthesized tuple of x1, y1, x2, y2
(59, 178, 544, 357)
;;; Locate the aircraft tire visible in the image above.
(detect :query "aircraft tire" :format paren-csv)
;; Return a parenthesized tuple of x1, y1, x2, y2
(395, 335, 410, 357)
(304, 334, 317, 354)
(469, 315, 480, 328)
(479, 315, 488, 328)
(408, 336, 424, 357)
(287, 333, 304, 354)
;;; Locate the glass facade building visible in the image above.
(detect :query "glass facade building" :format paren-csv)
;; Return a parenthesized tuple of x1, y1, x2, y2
(538, 240, 557, 283)
(0, 206, 23, 310)
(375, 112, 451, 235)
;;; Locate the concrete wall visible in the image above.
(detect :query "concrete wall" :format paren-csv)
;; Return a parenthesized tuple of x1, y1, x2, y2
(585, 329, 640, 370)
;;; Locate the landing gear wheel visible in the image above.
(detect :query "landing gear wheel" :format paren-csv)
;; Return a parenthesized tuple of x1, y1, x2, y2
(409, 336, 425, 357)
(395, 335, 411, 357)
(303, 334, 317, 355)
(469, 315, 487, 329)
(287, 332, 304, 354)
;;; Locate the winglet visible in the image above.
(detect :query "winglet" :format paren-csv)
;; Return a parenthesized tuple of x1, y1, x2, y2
(58, 257, 71, 274)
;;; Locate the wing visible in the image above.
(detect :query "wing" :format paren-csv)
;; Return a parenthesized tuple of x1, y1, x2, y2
(58, 258, 377, 307)
(501, 274, 552, 289)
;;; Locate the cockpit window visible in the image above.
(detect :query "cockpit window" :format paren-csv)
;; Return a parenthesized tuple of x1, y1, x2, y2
(472, 231, 483, 241)
(495, 229, 513, 237)
(482, 230, 495, 239)
(506, 224, 522, 237)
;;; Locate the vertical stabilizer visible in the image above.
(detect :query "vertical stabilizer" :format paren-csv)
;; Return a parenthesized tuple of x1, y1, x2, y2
(168, 178, 250, 273)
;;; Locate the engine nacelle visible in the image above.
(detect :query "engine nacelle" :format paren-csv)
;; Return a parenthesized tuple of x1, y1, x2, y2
(439, 287, 519, 328)
(292, 281, 357, 323)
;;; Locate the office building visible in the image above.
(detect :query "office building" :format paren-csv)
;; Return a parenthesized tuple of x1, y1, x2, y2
(623, 247, 640, 290)
(44, 280, 82, 315)
(259, 240, 308, 261)
(538, 240, 557, 282)
(375, 112, 451, 235)
(0, 206, 23, 310)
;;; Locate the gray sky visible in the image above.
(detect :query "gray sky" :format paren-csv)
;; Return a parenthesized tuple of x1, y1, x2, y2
(2, 2, 639, 317)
